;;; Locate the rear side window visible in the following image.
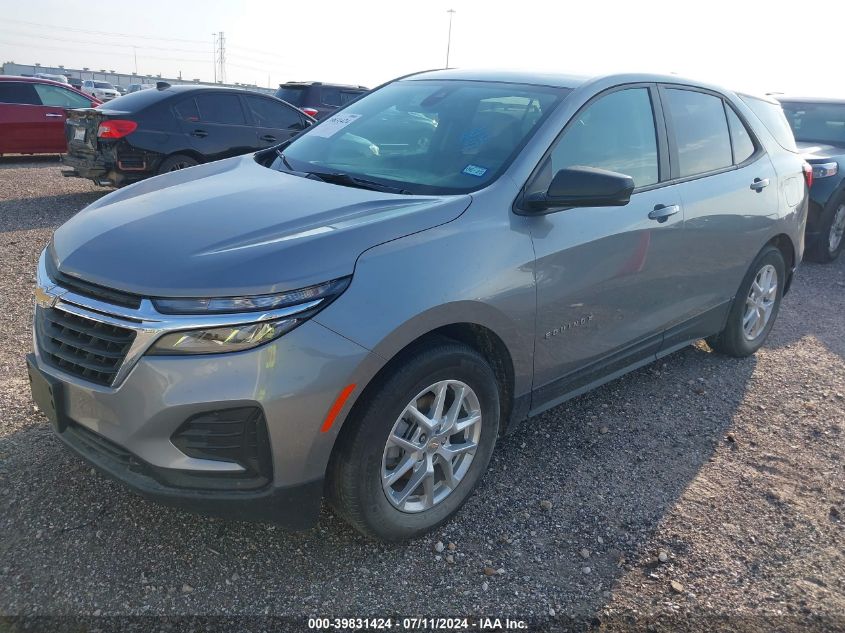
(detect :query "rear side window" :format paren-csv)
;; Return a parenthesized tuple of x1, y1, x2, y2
(244, 96, 304, 129)
(547, 87, 659, 187)
(664, 89, 732, 177)
(33, 84, 90, 108)
(195, 93, 245, 125)
(740, 95, 798, 152)
(726, 107, 755, 164)
(174, 98, 200, 122)
(0, 82, 40, 105)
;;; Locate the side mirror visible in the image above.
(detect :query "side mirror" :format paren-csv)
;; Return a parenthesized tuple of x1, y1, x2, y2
(524, 166, 635, 212)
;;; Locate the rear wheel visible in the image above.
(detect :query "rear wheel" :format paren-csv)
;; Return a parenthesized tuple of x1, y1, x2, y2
(157, 154, 199, 174)
(806, 194, 845, 263)
(707, 245, 785, 357)
(327, 341, 500, 542)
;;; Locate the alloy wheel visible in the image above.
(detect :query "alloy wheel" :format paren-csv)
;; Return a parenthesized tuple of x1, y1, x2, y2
(381, 380, 482, 513)
(743, 264, 778, 341)
(829, 204, 845, 254)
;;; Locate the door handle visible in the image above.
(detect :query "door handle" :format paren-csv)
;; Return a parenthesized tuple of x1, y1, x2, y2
(648, 204, 680, 223)
(190, 129, 208, 138)
(45, 113, 64, 118)
(260, 134, 277, 142)
(750, 178, 770, 192)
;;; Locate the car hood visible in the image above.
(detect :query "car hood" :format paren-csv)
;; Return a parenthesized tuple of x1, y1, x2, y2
(52, 154, 472, 297)
(796, 141, 845, 162)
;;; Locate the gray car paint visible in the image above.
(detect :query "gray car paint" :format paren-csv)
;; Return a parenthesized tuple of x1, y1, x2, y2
(32, 70, 807, 525)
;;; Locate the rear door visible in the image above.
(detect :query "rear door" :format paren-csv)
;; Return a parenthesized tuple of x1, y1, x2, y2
(31, 83, 95, 153)
(0, 81, 51, 153)
(242, 95, 308, 149)
(658, 86, 780, 351)
(181, 92, 255, 161)
(527, 85, 689, 404)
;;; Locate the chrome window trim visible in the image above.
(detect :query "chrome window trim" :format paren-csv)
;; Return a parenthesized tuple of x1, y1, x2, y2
(35, 250, 323, 388)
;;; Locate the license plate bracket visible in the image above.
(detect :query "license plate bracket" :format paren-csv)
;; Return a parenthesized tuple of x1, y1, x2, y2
(26, 354, 68, 432)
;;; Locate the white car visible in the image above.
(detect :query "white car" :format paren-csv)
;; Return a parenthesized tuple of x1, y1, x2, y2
(81, 80, 120, 101)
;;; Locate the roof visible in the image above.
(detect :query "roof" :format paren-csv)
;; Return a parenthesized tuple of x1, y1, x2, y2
(0, 74, 74, 88)
(405, 68, 592, 89)
(280, 81, 368, 89)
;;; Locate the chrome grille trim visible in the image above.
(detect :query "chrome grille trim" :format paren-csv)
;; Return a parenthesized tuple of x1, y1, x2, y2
(34, 250, 325, 388)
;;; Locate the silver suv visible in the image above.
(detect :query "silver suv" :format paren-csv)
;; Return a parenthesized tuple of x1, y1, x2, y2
(27, 70, 808, 541)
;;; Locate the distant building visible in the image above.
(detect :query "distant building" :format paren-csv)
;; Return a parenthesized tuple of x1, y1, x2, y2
(0, 61, 274, 95)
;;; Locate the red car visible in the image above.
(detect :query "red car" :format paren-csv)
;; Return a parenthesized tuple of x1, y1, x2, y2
(0, 76, 101, 155)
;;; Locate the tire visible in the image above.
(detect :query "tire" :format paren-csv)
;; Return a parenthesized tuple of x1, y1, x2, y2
(157, 154, 199, 174)
(707, 245, 786, 357)
(805, 193, 845, 263)
(327, 340, 500, 542)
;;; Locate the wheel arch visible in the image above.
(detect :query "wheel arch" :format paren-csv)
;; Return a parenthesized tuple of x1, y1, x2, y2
(766, 233, 796, 294)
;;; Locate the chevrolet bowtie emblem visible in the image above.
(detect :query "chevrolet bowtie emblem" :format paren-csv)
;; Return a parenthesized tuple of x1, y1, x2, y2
(34, 285, 60, 309)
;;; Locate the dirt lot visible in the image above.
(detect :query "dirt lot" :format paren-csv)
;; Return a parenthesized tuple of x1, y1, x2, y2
(0, 157, 843, 632)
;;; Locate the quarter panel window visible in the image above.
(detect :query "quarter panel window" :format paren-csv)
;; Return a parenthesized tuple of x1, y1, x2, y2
(665, 89, 732, 177)
(195, 93, 246, 125)
(726, 107, 755, 164)
(547, 88, 659, 188)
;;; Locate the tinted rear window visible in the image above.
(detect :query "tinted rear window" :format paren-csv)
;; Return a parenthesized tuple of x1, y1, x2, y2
(740, 95, 798, 152)
(0, 82, 40, 105)
(275, 86, 307, 106)
(780, 101, 845, 146)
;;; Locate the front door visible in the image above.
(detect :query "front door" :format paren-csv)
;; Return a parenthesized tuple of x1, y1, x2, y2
(527, 85, 689, 407)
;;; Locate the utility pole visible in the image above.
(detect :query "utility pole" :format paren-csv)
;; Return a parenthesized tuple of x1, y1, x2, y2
(445, 9, 456, 69)
(133, 46, 138, 75)
(212, 33, 217, 83)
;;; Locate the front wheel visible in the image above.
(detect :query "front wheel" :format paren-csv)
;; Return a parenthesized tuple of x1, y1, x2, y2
(327, 341, 500, 542)
(707, 245, 785, 357)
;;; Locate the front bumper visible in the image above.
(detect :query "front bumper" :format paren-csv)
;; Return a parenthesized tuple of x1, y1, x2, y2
(29, 255, 381, 527)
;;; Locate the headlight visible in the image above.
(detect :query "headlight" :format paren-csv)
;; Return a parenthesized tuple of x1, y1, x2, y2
(149, 318, 300, 355)
(812, 162, 839, 179)
(152, 277, 349, 314)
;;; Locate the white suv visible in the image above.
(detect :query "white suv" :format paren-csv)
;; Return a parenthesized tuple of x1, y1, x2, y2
(81, 80, 120, 102)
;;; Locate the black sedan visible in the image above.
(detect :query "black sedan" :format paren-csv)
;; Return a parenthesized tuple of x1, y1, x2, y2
(62, 83, 314, 187)
(779, 97, 845, 262)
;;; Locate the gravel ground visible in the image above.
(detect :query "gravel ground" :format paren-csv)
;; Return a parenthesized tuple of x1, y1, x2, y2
(1, 157, 843, 632)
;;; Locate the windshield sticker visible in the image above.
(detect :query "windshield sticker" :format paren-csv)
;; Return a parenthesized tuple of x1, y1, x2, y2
(462, 164, 488, 177)
(308, 113, 363, 138)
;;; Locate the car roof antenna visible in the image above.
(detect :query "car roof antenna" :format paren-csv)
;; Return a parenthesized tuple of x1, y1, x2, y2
(156, 81, 171, 91)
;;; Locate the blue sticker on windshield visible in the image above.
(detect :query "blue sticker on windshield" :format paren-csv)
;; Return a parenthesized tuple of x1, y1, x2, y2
(463, 164, 488, 177)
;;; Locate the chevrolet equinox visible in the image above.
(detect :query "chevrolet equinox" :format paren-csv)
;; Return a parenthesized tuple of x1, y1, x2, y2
(27, 70, 808, 541)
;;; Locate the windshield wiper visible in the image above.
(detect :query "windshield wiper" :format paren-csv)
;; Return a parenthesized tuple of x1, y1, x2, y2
(305, 171, 412, 195)
(275, 149, 294, 172)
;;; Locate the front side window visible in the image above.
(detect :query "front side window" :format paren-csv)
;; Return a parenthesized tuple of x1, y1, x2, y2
(665, 89, 732, 177)
(33, 84, 90, 108)
(780, 101, 845, 146)
(276, 80, 566, 194)
(545, 87, 659, 188)
(195, 93, 246, 125)
(245, 96, 303, 129)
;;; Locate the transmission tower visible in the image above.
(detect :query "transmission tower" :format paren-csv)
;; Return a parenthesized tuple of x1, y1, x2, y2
(213, 31, 226, 84)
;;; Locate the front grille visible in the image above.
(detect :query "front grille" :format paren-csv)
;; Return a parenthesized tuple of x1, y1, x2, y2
(171, 407, 273, 479)
(36, 306, 136, 386)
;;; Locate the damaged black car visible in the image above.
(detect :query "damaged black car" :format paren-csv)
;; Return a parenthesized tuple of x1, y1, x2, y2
(62, 83, 314, 187)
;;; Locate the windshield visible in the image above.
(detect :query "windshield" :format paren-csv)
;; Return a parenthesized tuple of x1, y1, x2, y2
(781, 101, 845, 146)
(94, 81, 114, 89)
(273, 79, 567, 194)
(276, 86, 307, 105)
